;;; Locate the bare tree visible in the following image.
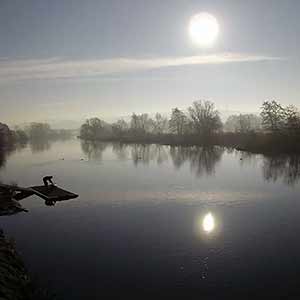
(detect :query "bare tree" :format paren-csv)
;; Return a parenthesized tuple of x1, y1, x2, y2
(80, 123, 91, 139)
(188, 100, 222, 136)
(130, 113, 140, 135)
(284, 105, 300, 133)
(80, 118, 107, 139)
(260, 101, 285, 132)
(153, 113, 168, 135)
(224, 114, 261, 133)
(130, 113, 153, 136)
(140, 114, 153, 133)
(112, 119, 129, 137)
(26, 122, 52, 140)
(169, 108, 188, 135)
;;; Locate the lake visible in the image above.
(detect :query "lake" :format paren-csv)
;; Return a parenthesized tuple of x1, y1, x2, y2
(1, 139, 300, 298)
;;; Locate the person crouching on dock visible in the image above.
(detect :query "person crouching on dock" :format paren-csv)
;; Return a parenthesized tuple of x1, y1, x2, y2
(43, 176, 55, 187)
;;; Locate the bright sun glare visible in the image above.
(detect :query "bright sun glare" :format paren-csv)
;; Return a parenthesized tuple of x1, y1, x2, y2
(202, 213, 215, 233)
(189, 13, 219, 47)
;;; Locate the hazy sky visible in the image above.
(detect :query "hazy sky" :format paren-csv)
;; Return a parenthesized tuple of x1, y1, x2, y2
(0, 0, 299, 126)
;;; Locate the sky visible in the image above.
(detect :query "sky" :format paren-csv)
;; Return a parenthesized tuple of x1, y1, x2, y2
(0, 0, 300, 127)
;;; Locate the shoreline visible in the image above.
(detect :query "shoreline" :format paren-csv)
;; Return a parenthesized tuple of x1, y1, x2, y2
(0, 228, 32, 300)
(0, 228, 54, 300)
(0, 188, 52, 300)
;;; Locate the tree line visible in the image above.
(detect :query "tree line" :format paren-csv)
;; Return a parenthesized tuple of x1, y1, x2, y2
(80, 100, 225, 140)
(80, 100, 300, 150)
(0, 122, 73, 147)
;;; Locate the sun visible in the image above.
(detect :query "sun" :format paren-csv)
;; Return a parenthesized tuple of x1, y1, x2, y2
(189, 13, 219, 47)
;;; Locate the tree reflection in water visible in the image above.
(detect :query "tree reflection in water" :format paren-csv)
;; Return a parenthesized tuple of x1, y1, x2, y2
(262, 155, 300, 186)
(0, 144, 26, 171)
(129, 144, 169, 166)
(82, 142, 170, 165)
(112, 143, 129, 161)
(170, 146, 224, 177)
(81, 140, 108, 161)
(0, 149, 8, 170)
(154, 145, 169, 165)
(111, 143, 224, 175)
(2, 140, 300, 188)
(29, 139, 51, 153)
(169, 146, 189, 169)
(131, 144, 154, 166)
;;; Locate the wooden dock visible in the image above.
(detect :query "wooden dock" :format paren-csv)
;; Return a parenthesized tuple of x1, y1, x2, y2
(0, 183, 78, 202)
(30, 185, 78, 201)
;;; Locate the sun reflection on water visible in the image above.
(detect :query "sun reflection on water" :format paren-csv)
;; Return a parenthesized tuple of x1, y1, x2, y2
(202, 212, 215, 233)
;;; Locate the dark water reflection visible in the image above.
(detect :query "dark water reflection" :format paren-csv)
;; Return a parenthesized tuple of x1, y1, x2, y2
(81, 141, 224, 177)
(0, 140, 300, 189)
(29, 139, 51, 153)
(0, 148, 9, 169)
(81, 140, 108, 160)
(170, 146, 224, 177)
(80, 141, 300, 184)
(1, 140, 299, 186)
(0, 143, 26, 170)
(262, 155, 300, 186)
(2, 140, 300, 298)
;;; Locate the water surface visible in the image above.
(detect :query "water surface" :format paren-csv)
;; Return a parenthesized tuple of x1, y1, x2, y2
(1, 139, 300, 298)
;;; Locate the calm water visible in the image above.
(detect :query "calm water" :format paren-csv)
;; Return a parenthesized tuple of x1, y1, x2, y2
(1, 139, 300, 298)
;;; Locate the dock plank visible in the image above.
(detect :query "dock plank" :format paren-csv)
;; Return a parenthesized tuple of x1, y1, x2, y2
(29, 185, 78, 201)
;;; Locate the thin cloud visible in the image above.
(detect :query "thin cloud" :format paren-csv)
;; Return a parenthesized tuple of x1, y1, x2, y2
(0, 53, 282, 81)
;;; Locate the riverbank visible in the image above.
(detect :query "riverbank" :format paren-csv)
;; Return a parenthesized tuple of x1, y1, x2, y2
(0, 229, 54, 300)
(0, 229, 32, 300)
(0, 189, 53, 300)
(79, 132, 300, 155)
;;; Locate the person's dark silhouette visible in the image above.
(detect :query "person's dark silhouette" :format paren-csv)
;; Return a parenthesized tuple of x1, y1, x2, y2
(43, 176, 54, 187)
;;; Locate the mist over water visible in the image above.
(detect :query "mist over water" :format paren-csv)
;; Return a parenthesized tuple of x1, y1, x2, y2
(1, 139, 300, 297)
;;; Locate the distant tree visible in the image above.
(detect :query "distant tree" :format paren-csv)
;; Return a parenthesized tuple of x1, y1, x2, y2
(246, 114, 262, 132)
(237, 115, 252, 133)
(169, 108, 188, 135)
(80, 123, 91, 139)
(0, 123, 12, 145)
(152, 113, 168, 135)
(130, 113, 153, 136)
(130, 113, 139, 135)
(14, 129, 28, 143)
(224, 115, 240, 132)
(224, 114, 261, 133)
(188, 100, 222, 136)
(112, 119, 129, 137)
(260, 101, 285, 132)
(54, 129, 72, 139)
(13, 124, 69, 142)
(140, 113, 153, 133)
(284, 105, 300, 133)
(89, 118, 106, 138)
(80, 118, 107, 139)
(27, 123, 52, 140)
